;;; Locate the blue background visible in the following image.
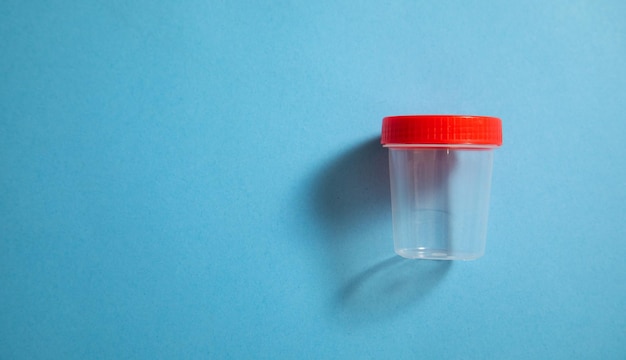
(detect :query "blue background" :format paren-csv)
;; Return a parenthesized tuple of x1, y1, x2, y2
(2, 1, 625, 358)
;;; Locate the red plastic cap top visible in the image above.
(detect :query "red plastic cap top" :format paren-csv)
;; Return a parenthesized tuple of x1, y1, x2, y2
(381, 115, 502, 147)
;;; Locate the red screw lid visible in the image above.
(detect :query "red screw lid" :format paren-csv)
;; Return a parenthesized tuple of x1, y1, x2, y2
(381, 115, 502, 147)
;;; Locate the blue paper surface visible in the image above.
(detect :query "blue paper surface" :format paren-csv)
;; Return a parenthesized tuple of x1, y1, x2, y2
(2, 1, 625, 358)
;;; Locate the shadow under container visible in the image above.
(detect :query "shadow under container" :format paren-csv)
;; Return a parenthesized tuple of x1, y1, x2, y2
(381, 115, 503, 260)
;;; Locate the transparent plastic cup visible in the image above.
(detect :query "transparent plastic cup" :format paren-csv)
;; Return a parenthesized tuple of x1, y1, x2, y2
(381, 115, 503, 260)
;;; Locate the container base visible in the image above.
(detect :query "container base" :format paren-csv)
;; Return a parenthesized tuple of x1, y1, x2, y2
(395, 248, 483, 261)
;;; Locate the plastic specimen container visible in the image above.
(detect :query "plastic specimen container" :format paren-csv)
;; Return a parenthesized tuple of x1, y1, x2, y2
(381, 115, 503, 260)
